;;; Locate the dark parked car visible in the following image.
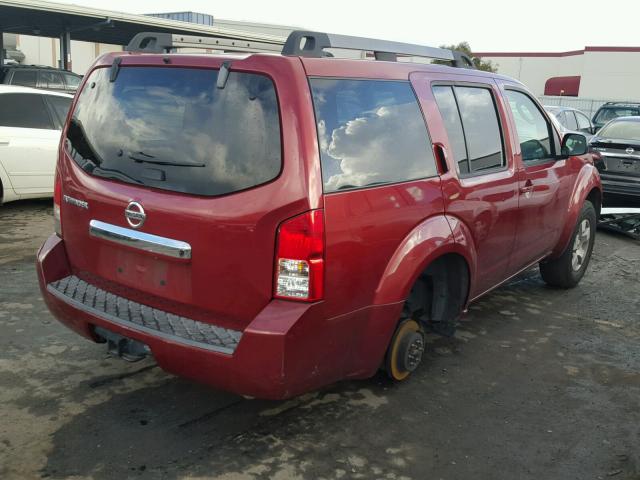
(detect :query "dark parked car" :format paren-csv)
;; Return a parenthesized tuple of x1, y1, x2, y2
(0, 65, 81, 93)
(545, 105, 595, 137)
(37, 30, 601, 399)
(591, 116, 640, 201)
(592, 102, 640, 132)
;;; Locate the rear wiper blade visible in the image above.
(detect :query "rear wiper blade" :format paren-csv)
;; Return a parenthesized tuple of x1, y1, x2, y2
(128, 152, 205, 168)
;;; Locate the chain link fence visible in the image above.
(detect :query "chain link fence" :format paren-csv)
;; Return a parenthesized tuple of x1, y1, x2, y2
(538, 96, 638, 119)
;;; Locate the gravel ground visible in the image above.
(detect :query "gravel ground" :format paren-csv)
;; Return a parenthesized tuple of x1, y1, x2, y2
(1, 199, 639, 480)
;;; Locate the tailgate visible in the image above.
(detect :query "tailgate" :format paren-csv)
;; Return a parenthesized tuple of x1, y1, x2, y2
(57, 56, 318, 329)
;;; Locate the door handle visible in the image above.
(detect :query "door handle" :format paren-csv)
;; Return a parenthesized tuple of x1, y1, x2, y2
(519, 179, 534, 197)
(0, 139, 9, 146)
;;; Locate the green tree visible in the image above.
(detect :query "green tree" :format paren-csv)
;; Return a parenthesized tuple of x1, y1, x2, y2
(436, 42, 497, 72)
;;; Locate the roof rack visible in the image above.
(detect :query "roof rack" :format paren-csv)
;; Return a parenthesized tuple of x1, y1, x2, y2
(282, 31, 475, 68)
(125, 30, 475, 68)
(125, 32, 284, 54)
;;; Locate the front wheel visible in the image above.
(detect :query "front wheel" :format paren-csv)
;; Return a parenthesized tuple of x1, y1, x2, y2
(540, 201, 596, 288)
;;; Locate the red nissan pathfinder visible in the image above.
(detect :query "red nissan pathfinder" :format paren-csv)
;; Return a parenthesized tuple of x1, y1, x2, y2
(37, 31, 602, 399)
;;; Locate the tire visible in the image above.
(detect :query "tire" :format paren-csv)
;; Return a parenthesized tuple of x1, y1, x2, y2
(540, 201, 596, 288)
(384, 319, 425, 381)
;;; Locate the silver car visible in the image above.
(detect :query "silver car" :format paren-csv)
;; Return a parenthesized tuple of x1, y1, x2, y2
(545, 105, 595, 139)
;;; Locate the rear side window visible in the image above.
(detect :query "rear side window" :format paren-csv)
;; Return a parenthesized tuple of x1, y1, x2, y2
(0, 93, 54, 129)
(433, 85, 504, 174)
(310, 79, 437, 192)
(505, 90, 553, 162)
(10, 70, 37, 87)
(67, 67, 281, 196)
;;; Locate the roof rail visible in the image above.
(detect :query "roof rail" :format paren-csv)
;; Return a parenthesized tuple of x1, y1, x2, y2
(282, 30, 475, 68)
(125, 30, 476, 68)
(125, 32, 284, 54)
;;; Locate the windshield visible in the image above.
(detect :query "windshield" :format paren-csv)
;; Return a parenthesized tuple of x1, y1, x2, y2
(594, 107, 639, 124)
(598, 121, 640, 141)
(67, 66, 281, 196)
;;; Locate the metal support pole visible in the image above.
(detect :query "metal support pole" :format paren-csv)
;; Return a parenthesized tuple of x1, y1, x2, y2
(59, 31, 71, 70)
(0, 31, 4, 66)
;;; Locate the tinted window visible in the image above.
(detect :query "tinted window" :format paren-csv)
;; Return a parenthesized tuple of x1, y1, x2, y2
(595, 107, 639, 124)
(564, 111, 578, 130)
(46, 95, 72, 128)
(0, 93, 54, 129)
(598, 121, 640, 141)
(310, 79, 437, 192)
(68, 67, 281, 196)
(576, 112, 591, 131)
(39, 71, 65, 89)
(10, 70, 38, 87)
(506, 90, 552, 162)
(63, 73, 81, 89)
(433, 86, 470, 174)
(455, 87, 504, 172)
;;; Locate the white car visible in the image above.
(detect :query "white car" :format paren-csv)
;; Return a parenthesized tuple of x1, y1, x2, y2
(0, 85, 73, 204)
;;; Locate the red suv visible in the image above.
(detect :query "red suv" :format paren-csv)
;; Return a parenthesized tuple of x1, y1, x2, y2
(37, 31, 601, 399)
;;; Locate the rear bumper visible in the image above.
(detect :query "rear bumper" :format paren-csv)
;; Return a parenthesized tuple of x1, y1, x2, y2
(601, 174, 640, 198)
(37, 234, 402, 399)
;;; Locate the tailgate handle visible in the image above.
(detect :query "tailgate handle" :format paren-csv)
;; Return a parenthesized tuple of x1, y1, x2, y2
(89, 220, 192, 260)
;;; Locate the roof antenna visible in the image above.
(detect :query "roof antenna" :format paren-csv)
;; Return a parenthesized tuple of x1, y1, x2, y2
(217, 61, 231, 89)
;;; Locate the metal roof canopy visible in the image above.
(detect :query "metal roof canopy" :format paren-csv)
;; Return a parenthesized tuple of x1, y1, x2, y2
(0, 0, 287, 68)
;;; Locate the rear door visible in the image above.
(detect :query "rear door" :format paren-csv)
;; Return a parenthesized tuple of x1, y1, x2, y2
(308, 76, 444, 317)
(500, 87, 573, 270)
(58, 56, 317, 330)
(412, 72, 520, 298)
(0, 92, 59, 195)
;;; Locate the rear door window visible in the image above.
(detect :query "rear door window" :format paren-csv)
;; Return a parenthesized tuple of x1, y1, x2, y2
(433, 86, 470, 174)
(67, 66, 281, 196)
(38, 71, 66, 90)
(10, 70, 38, 87)
(310, 79, 437, 192)
(433, 84, 505, 175)
(575, 112, 591, 133)
(63, 73, 81, 90)
(45, 95, 72, 129)
(0, 93, 54, 129)
(564, 111, 578, 130)
(595, 107, 639, 124)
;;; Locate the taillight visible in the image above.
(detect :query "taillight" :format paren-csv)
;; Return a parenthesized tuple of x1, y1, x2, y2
(274, 210, 324, 301)
(53, 173, 62, 237)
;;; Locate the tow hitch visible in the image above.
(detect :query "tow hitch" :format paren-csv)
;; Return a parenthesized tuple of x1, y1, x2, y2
(94, 326, 150, 362)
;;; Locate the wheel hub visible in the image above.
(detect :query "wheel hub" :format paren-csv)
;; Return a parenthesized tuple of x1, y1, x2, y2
(571, 218, 591, 271)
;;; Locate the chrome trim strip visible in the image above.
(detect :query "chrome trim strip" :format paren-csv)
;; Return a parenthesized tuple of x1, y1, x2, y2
(46, 284, 234, 354)
(89, 220, 192, 260)
(600, 151, 640, 160)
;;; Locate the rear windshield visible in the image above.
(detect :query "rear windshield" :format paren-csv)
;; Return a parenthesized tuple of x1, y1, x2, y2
(594, 107, 640, 124)
(598, 121, 640, 141)
(67, 66, 281, 196)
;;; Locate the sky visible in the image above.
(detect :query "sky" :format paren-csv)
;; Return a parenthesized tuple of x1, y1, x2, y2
(55, 0, 640, 52)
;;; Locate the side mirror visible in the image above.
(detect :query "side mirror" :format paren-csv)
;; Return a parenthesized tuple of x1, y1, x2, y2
(561, 133, 588, 157)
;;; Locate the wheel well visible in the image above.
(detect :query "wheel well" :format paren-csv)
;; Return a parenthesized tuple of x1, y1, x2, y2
(404, 254, 470, 336)
(586, 187, 601, 220)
